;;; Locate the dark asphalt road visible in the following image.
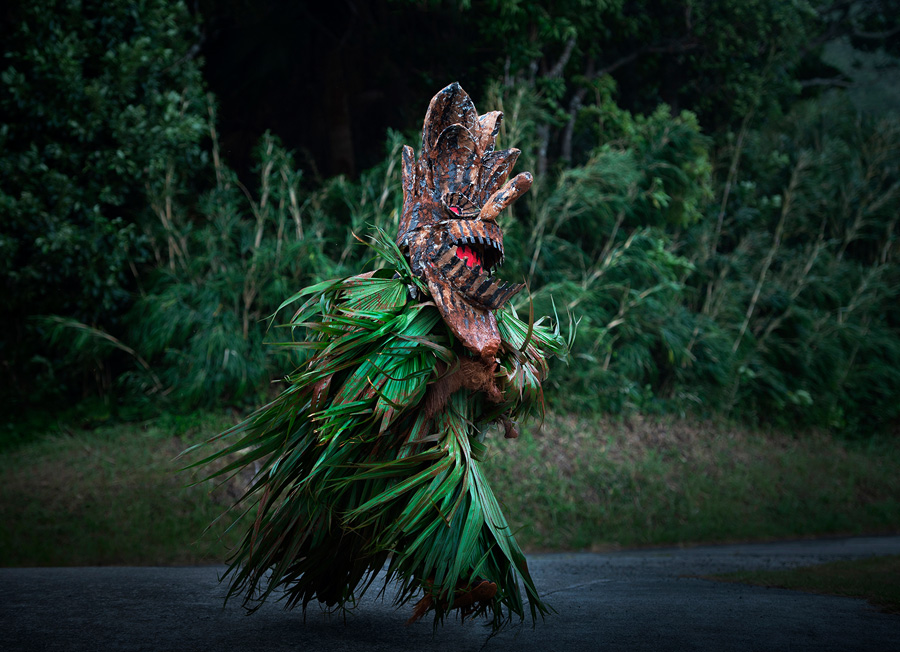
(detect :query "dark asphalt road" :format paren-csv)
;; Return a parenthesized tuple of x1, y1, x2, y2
(2, 536, 898, 652)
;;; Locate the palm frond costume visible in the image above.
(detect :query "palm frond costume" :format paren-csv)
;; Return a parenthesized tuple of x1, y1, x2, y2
(198, 83, 566, 631)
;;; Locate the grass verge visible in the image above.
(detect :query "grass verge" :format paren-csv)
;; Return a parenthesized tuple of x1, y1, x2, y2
(0, 411, 897, 565)
(0, 412, 243, 566)
(484, 413, 900, 550)
(709, 555, 900, 614)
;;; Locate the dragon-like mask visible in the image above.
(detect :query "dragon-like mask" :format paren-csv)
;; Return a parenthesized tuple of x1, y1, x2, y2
(398, 82, 531, 361)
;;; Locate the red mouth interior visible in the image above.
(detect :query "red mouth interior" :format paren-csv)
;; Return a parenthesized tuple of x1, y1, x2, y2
(456, 244, 481, 268)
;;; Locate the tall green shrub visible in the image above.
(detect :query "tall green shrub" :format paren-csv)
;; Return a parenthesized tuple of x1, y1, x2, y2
(485, 81, 899, 434)
(684, 96, 900, 432)
(0, 0, 207, 408)
(82, 124, 407, 411)
(489, 83, 713, 412)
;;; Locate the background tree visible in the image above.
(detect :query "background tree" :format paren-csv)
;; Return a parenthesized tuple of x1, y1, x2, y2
(2, 0, 897, 435)
(0, 0, 207, 409)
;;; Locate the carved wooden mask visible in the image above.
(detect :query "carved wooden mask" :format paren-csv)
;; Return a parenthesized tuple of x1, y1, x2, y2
(398, 82, 532, 361)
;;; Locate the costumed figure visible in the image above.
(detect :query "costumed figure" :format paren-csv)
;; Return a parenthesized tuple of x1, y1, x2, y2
(197, 82, 567, 631)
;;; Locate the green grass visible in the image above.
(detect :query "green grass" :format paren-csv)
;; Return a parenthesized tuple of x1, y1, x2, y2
(712, 555, 900, 614)
(0, 411, 897, 566)
(0, 412, 243, 566)
(484, 414, 900, 550)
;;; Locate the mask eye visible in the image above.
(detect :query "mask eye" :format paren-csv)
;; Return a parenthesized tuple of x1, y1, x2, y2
(442, 192, 481, 219)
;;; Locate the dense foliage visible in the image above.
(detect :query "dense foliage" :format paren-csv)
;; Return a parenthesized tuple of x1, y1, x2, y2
(1, 0, 207, 407)
(2, 0, 897, 434)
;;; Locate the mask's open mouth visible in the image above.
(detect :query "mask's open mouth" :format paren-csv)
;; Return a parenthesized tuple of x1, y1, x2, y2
(446, 220, 504, 272)
(456, 244, 480, 268)
(456, 241, 503, 271)
(429, 226, 522, 312)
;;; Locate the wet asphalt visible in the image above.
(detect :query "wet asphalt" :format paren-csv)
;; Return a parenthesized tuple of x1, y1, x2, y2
(1, 536, 898, 652)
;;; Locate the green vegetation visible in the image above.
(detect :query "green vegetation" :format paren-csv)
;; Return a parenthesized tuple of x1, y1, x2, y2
(0, 413, 242, 566)
(1, 413, 896, 566)
(1, 0, 208, 409)
(1, 0, 898, 562)
(713, 555, 900, 614)
(485, 414, 900, 549)
(4, 0, 897, 436)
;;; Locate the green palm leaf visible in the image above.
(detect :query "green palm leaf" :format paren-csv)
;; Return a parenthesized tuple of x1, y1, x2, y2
(196, 228, 566, 631)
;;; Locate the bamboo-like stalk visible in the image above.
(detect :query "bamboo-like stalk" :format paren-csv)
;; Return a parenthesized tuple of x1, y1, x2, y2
(45, 317, 164, 393)
(284, 173, 305, 241)
(207, 94, 225, 189)
(276, 193, 286, 259)
(598, 210, 626, 264)
(683, 110, 755, 357)
(731, 153, 809, 354)
(566, 228, 639, 311)
(835, 315, 870, 393)
(239, 136, 280, 340)
(525, 178, 553, 284)
(147, 163, 187, 271)
(752, 213, 829, 349)
(724, 154, 809, 415)
(709, 110, 753, 263)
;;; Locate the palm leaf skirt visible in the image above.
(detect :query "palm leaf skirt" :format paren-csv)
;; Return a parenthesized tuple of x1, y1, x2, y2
(193, 232, 567, 631)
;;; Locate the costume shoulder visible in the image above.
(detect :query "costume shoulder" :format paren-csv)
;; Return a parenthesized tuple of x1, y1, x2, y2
(226, 229, 444, 444)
